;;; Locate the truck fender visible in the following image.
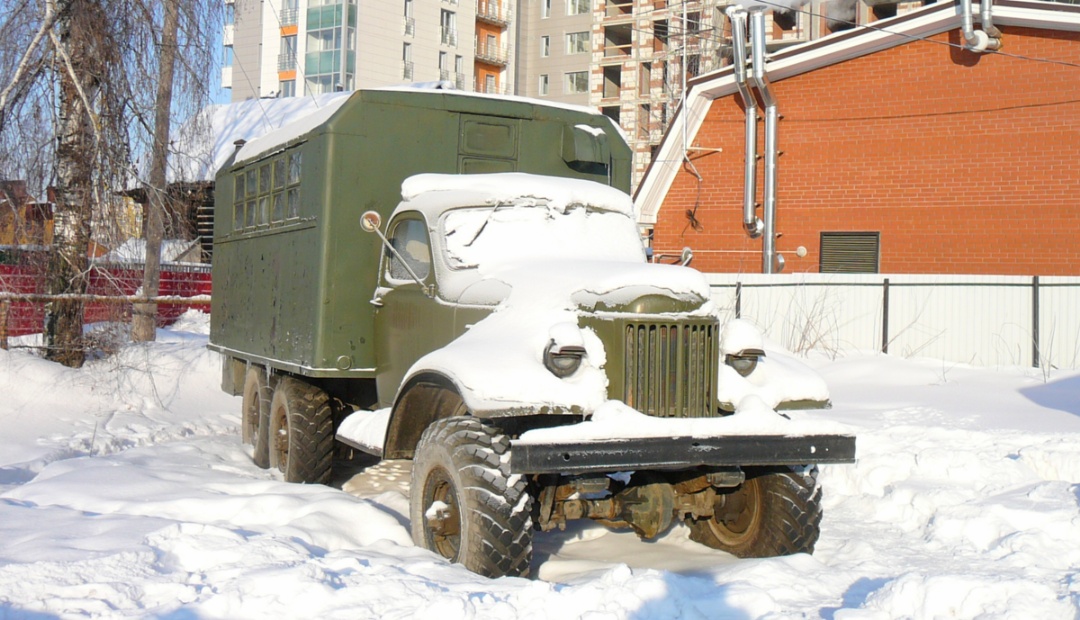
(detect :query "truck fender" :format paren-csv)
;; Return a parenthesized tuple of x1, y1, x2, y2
(383, 372, 469, 459)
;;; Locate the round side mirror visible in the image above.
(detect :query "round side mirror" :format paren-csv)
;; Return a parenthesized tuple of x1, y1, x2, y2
(360, 210, 382, 233)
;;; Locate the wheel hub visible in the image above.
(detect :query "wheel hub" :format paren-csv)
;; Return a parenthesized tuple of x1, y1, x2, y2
(424, 468, 461, 560)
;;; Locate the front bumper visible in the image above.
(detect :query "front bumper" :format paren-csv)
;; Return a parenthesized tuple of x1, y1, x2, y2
(510, 433, 856, 475)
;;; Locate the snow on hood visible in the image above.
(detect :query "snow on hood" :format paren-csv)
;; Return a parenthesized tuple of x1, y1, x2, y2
(397, 173, 716, 415)
(402, 173, 635, 216)
(409, 259, 714, 415)
(715, 320, 831, 410)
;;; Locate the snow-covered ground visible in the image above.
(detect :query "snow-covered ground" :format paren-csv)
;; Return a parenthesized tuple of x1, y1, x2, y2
(1, 313, 1078, 619)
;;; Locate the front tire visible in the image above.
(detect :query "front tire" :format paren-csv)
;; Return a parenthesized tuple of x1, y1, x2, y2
(686, 466, 822, 557)
(268, 376, 333, 484)
(410, 417, 533, 578)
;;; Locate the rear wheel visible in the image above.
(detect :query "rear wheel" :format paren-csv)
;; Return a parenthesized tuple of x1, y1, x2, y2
(268, 377, 334, 484)
(410, 416, 533, 578)
(686, 466, 822, 557)
(241, 367, 271, 469)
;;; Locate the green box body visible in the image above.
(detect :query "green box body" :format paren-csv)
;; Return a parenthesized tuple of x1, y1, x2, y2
(209, 89, 631, 381)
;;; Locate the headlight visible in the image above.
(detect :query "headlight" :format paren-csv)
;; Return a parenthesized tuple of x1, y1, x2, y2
(725, 348, 764, 377)
(544, 340, 586, 378)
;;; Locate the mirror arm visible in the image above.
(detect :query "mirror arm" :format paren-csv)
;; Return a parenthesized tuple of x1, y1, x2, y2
(364, 217, 434, 298)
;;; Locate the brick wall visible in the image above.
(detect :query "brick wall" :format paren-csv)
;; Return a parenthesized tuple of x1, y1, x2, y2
(652, 27, 1080, 275)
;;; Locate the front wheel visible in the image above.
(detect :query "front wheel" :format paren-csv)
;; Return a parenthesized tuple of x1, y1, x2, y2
(410, 417, 533, 578)
(268, 377, 333, 484)
(686, 466, 822, 557)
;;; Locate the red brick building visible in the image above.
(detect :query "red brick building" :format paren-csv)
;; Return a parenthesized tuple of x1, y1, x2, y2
(635, 0, 1080, 275)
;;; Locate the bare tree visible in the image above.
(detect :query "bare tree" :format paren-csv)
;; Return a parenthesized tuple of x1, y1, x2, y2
(131, 0, 179, 343)
(0, 0, 220, 363)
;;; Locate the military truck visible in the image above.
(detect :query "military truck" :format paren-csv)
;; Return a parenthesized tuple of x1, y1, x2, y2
(210, 87, 855, 579)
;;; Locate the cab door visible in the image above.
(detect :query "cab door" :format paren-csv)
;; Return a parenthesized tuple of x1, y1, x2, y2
(372, 214, 455, 407)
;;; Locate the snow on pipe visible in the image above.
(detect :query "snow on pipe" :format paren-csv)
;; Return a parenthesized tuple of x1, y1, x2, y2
(749, 7, 782, 274)
(961, 0, 1002, 52)
(726, 7, 763, 240)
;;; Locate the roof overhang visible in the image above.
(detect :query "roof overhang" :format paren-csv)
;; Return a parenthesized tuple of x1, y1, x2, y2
(634, 0, 1080, 225)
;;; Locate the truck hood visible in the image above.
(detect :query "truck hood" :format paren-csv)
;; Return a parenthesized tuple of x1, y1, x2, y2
(447, 259, 714, 316)
(413, 259, 713, 416)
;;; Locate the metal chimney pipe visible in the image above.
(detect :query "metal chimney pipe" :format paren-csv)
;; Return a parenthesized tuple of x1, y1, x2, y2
(726, 7, 763, 239)
(981, 0, 1002, 40)
(961, 0, 1001, 52)
(749, 7, 781, 274)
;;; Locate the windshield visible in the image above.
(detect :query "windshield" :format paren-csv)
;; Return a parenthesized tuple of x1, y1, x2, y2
(440, 203, 646, 270)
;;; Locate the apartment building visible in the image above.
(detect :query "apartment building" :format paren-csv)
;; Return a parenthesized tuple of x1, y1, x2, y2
(222, 0, 942, 186)
(222, 0, 516, 100)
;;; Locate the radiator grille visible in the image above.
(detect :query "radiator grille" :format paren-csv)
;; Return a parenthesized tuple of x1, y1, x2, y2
(623, 321, 717, 418)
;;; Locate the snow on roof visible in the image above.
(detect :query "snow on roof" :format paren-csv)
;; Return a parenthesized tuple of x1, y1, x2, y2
(99, 239, 200, 264)
(400, 173, 634, 216)
(171, 92, 352, 182)
(173, 85, 616, 183)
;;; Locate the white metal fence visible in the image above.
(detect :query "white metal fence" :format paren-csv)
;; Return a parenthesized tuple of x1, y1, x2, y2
(705, 273, 1080, 370)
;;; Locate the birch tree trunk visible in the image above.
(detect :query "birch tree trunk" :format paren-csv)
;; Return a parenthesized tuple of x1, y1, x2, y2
(44, 0, 101, 368)
(132, 0, 180, 342)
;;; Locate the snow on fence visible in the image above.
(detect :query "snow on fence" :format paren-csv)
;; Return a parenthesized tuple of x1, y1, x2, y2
(705, 273, 1080, 370)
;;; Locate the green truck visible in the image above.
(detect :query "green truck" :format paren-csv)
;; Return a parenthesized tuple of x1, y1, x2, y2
(210, 88, 855, 578)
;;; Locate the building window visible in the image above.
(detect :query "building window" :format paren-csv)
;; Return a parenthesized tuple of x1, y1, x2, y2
(280, 79, 296, 97)
(440, 9, 457, 46)
(819, 232, 880, 273)
(566, 31, 589, 54)
(565, 71, 588, 94)
(538, 74, 549, 95)
(223, 46, 234, 67)
(540, 35, 550, 57)
(541, 0, 551, 18)
(485, 74, 496, 93)
(403, 0, 415, 35)
(278, 35, 297, 71)
(304, 1, 356, 95)
(567, 0, 590, 15)
(439, 51, 449, 80)
(403, 42, 413, 79)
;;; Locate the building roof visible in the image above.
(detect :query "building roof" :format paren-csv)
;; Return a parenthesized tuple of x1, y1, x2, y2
(633, 0, 1080, 225)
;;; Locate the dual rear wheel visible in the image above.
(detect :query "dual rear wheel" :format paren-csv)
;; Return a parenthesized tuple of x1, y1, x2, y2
(241, 367, 333, 485)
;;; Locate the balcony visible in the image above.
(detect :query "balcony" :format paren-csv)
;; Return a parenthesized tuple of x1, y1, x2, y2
(223, 23, 234, 46)
(403, 61, 414, 81)
(278, 51, 297, 71)
(403, 16, 415, 36)
(476, 0, 512, 26)
(280, 7, 299, 26)
(221, 65, 233, 89)
(441, 27, 458, 47)
(475, 78, 511, 96)
(475, 39, 510, 66)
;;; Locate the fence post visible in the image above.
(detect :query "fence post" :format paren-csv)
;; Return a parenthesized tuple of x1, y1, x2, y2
(0, 300, 8, 350)
(1032, 275, 1040, 368)
(881, 278, 890, 354)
